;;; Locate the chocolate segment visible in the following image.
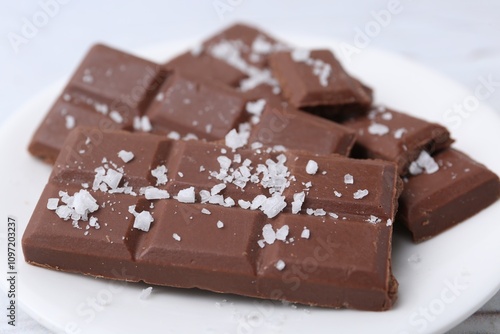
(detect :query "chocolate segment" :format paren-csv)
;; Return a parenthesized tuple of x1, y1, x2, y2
(23, 128, 400, 310)
(145, 72, 248, 140)
(165, 51, 247, 87)
(397, 149, 500, 242)
(248, 104, 357, 156)
(268, 50, 372, 111)
(28, 44, 167, 163)
(344, 107, 453, 175)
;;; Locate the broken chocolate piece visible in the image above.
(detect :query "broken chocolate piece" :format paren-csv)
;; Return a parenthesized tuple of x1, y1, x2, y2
(397, 149, 500, 242)
(344, 107, 453, 175)
(269, 49, 372, 111)
(28, 44, 167, 163)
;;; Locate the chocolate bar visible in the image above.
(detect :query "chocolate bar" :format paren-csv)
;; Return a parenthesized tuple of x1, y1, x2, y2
(28, 44, 167, 164)
(23, 128, 401, 310)
(397, 149, 500, 242)
(268, 49, 373, 114)
(344, 106, 453, 175)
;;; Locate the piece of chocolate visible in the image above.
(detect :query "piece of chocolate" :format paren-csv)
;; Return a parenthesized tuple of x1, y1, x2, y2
(165, 51, 247, 87)
(248, 104, 357, 156)
(23, 128, 401, 310)
(344, 106, 454, 175)
(397, 149, 500, 242)
(145, 72, 248, 141)
(268, 49, 373, 112)
(28, 44, 167, 163)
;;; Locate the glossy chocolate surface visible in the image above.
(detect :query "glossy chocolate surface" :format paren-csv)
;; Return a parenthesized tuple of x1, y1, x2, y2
(397, 149, 500, 242)
(23, 128, 400, 310)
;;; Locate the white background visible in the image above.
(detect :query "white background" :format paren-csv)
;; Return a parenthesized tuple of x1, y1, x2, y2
(0, 0, 499, 333)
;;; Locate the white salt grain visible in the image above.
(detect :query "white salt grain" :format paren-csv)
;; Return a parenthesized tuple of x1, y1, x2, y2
(109, 111, 123, 124)
(216, 220, 224, 229)
(139, 287, 153, 300)
(275, 260, 286, 271)
(344, 174, 354, 184)
(353, 189, 369, 199)
(133, 211, 154, 232)
(65, 115, 75, 129)
(151, 165, 168, 186)
(305, 160, 318, 175)
(172, 233, 181, 241)
(291, 191, 305, 214)
(275, 225, 289, 241)
(144, 187, 170, 200)
(301, 228, 310, 239)
(368, 123, 389, 136)
(47, 198, 59, 210)
(201, 208, 211, 215)
(118, 150, 134, 163)
(176, 187, 196, 203)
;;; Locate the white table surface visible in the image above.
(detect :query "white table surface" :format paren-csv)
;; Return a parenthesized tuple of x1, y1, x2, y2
(0, 1, 499, 333)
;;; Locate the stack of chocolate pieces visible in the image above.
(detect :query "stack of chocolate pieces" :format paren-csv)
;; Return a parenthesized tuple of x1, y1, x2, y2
(23, 23, 499, 311)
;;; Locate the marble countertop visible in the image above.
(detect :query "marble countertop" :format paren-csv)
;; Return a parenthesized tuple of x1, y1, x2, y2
(0, 1, 498, 333)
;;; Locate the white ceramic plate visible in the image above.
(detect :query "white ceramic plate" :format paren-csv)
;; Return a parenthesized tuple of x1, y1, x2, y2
(1, 36, 499, 334)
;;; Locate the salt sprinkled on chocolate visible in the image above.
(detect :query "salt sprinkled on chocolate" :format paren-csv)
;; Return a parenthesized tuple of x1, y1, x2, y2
(151, 165, 168, 186)
(368, 123, 389, 136)
(334, 190, 342, 197)
(305, 160, 318, 175)
(201, 208, 211, 215)
(143, 187, 170, 200)
(344, 174, 354, 184)
(353, 189, 369, 199)
(118, 150, 134, 163)
(301, 228, 310, 239)
(172, 233, 181, 241)
(109, 111, 123, 124)
(65, 115, 75, 130)
(275, 260, 286, 271)
(47, 198, 59, 210)
(275, 225, 289, 241)
(409, 151, 439, 175)
(291, 191, 305, 214)
(262, 224, 276, 244)
(394, 128, 407, 139)
(176, 187, 196, 203)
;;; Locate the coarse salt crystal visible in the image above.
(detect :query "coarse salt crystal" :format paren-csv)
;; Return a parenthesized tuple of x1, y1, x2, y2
(291, 191, 305, 214)
(139, 287, 153, 300)
(275, 225, 289, 241)
(366, 215, 381, 224)
(260, 194, 287, 218)
(305, 160, 318, 175)
(201, 208, 211, 215)
(394, 127, 407, 139)
(368, 123, 389, 136)
(118, 150, 134, 163)
(141, 116, 152, 132)
(225, 128, 248, 150)
(344, 174, 354, 184)
(334, 190, 342, 197)
(275, 260, 286, 271)
(216, 220, 224, 229)
(65, 115, 75, 129)
(133, 211, 154, 232)
(262, 224, 276, 244)
(167, 131, 181, 140)
(328, 212, 339, 219)
(172, 233, 181, 241)
(144, 187, 170, 200)
(47, 198, 59, 210)
(211, 183, 226, 196)
(409, 151, 439, 175)
(176, 187, 196, 203)
(381, 112, 393, 120)
(246, 99, 266, 116)
(353, 189, 369, 199)
(109, 111, 123, 124)
(386, 219, 393, 226)
(301, 228, 310, 239)
(151, 165, 168, 186)
(238, 200, 251, 209)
